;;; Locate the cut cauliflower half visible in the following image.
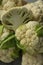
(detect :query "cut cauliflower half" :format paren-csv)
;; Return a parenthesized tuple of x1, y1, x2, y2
(15, 21, 43, 55)
(1, 7, 33, 31)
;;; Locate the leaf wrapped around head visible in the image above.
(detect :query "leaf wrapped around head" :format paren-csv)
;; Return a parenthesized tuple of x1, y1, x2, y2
(1, 7, 34, 31)
(35, 24, 43, 37)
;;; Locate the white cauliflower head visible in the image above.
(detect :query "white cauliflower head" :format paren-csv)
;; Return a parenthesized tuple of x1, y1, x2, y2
(35, 0, 43, 9)
(22, 53, 43, 65)
(15, 21, 42, 55)
(23, 0, 43, 22)
(0, 47, 19, 63)
(0, 48, 15, 63)
(0, 27, 19, 63)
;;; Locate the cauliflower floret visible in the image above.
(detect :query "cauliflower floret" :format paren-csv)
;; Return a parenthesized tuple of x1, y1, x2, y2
(34, 0, 43, 22)
(35, 0, 43, 9)
(15, 25, 27, 40)
(26, 21, 39, 30)
(0, 27, 19, 63)
(31, 5, 42, 20)
(22, 53, 43, 65)
(15, 21, 40, 55)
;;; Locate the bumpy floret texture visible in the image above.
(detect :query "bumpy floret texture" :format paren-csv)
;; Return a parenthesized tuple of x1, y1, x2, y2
(23, 0, 43, 22)
(22, 53, 43, 65)
(0, 48, 15, 63)
(0, 27, 19, 63)
(15, 21, 40, 55)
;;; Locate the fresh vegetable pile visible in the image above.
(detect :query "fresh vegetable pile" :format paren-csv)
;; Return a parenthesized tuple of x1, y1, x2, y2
(0, 0, 43, 65)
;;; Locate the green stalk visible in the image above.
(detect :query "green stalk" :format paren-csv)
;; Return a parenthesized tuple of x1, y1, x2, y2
(36, 26, 43, 32)
(0, 34, 15, 48)
(36, 26, 43, 37)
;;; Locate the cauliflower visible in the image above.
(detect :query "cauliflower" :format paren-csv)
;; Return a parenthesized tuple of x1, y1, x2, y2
(23, 0, 43, 22)
(34, 0, 43, 22)
(15, 21, 43, 55)
(22, 53, 43, 65)
(3, 0, 27, 10)
(35, 0, 43, 9)
(1, 7, 34, 31)
(0, 48, 19, 63)
(0, 0, 27, 21)
(0, 27, 20, 63)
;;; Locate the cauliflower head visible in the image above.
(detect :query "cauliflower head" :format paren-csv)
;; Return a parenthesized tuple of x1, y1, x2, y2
(23, 0, 43, 22)
(22, 53, 43, 65)
(0, 47, 19, 63)
(15, 21, 43, 55)
(0, 26, 19, 63)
